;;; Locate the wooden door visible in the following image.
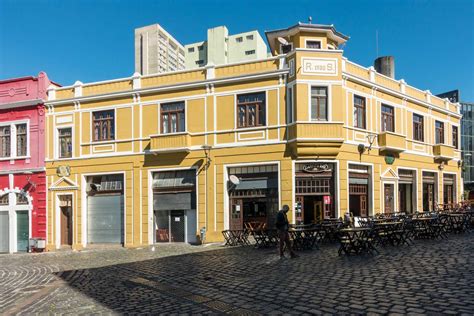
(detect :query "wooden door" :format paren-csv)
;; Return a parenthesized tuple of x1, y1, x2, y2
(360, 195, 367, 217)
(444, 185, 453, 206)
(230, 199, 243, 230)
(314, 201, 323, 222)
(296, 196, 304, 224)
(428, 184, 434, 211)
(60, 206, 72, 245)
(384, 184, 394, 214)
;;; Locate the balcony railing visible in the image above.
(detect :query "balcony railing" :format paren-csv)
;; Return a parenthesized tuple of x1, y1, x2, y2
(378, 132, 406, 153)
(433, 144, 454, 161)
(150, 132, 191, 153)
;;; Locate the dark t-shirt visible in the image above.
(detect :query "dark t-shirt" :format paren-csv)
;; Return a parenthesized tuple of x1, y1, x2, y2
(275, 211, 289, 231)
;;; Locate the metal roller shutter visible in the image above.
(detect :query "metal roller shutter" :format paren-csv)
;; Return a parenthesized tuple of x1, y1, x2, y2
(154, 192, 193, 211)
(87, 194, 124, 243)
(0, 213, 9, 253)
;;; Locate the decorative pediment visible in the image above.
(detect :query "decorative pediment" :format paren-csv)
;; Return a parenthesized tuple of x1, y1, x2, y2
(49, 176, 79, 191)
(380, 168, 399, 180)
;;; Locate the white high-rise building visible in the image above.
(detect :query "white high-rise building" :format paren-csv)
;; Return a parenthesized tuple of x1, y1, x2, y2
(135, 24, 186, 75)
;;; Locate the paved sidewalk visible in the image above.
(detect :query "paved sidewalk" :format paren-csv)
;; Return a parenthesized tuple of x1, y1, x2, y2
(1, 235, 474, 315)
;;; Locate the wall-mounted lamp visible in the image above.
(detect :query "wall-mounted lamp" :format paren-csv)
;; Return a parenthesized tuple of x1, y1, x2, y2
(202, 144, 212, 169)
(458, 160, 463, 168)
(366, 133, 378, 153)
(438, 161, 445, 171)
(24, 171, 37, 190)
(357, 134, 378, 156)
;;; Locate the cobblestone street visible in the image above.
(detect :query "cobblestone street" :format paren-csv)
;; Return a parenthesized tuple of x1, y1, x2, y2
(1, 234, 474, 315)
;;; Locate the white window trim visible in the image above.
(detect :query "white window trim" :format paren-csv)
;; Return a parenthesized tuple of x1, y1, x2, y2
(380, 103, 396, 133)
(55, 125, 74, 160)
(347, 161, 375, 217)
(288, 59, 295, 77)
(0, 180, 33, 254)
(280, 42, 293, 54)
(287, 86, 294, 124)
(353, 95, 367, 130)
(0, 119, 30, 161)
(308, 84, 332, 122)
(305, 39, 322, 49)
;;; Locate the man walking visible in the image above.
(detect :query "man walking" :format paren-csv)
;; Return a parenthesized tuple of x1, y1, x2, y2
(275, 205, 298, 259)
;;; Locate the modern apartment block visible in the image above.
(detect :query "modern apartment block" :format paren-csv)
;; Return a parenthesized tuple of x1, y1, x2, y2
(184, 26, 268, 69)
(134, 24, 186, 75)
(46, 22, 462, 250)
(461, 102, 473, 191)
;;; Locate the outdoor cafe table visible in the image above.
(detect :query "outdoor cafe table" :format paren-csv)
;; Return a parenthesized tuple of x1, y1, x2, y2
(288, 228, 325, 250)
(321, 222, 342, 242)
(373, 221, 404, 246)
(222, 229, 250, 246)
(412, 217, 436, 239)
(447, 214, 468, 233)
(337, 227, 376, 255)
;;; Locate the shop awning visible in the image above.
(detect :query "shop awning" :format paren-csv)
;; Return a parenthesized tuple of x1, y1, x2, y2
(349, 177, 368, 185)
(152, 170, 196, 189)
(234, 178, 278, 190)
(154, 192, 194, 211)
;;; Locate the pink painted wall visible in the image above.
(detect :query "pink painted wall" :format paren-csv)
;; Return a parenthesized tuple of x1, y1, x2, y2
(0, 72, 52, 170)
(0, 72, 55, 242)
(0, 71, 50, 104)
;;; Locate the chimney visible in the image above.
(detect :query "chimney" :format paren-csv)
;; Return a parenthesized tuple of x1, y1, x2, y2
(374, 56, 395, 79)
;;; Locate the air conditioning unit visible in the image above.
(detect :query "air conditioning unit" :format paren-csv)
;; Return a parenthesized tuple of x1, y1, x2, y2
(29, 238, 46, 251)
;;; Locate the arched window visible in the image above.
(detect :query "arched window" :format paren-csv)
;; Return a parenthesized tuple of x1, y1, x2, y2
(0, 194, 8, 205)
(16, 193, 28, 205)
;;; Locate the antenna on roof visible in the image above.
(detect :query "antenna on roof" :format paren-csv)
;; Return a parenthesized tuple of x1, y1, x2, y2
(308, 16, 312, 24)
(376, 30, 379, 58)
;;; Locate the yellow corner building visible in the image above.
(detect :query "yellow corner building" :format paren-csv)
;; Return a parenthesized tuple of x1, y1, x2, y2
(44, 23, 463, 250)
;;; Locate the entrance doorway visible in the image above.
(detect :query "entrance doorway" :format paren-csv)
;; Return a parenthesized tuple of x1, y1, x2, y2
(398, 169, 415, 214)
(86, 174, 124, 244)
(422, 172, 437, 212)
(16, 211, 29, 252)
(228, 164, 279, 230)
(384, 184, 395, 214)
(423, 183, 435, 211)
(59, 195, 73, 246)
(0, 212, 9, 253)
(349, 185, 368, 217)
(152, 169, 197, 244)
(443, 174, 456, 207)
(348, 164, 371, 217)
(398, 184, 413, 213)
(0, 191, 31, 253)
(296, 196, 325, 224)
(295, 162, 336, 223)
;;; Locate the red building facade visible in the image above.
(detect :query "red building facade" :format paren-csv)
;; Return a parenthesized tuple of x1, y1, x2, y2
(0, 72, 56, 253)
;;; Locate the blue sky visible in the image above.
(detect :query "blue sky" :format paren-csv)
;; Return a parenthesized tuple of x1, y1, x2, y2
(1, 0, 473, 101)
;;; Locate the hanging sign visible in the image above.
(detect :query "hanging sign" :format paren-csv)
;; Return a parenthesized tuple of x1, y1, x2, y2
(302, 163, 332, 173)
(385, 154, 395, 165)
(323, 196, 331, 205)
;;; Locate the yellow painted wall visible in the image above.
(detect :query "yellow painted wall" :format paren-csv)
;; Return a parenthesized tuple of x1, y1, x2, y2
(45, 27, 462, 250)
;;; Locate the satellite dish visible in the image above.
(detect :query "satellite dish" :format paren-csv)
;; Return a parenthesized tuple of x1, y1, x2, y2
(277, 37, 289, 46)
(229, 175, 240, 185)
